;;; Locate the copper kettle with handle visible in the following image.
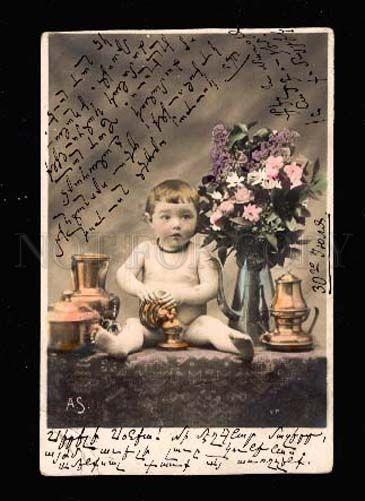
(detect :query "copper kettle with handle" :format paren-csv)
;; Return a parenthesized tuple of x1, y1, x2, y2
(261, 271, 319, 351)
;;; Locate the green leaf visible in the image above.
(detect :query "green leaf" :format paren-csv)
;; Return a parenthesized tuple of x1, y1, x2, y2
(300, 207, 311, 218)
(247, 121, 258, 129)
(230, 216, 251, 228)
(217, 246, 228, 266)
(253, 128, 271, 140)
(311, 158, 320, 183)
(298, 187, 310, 202)
(303, 158, 320, 184)
(227, 123, 249, 150)
(287, 185, 305, 204)
(265, 233, 278, 251)
(310, 173, 327, 196)
(266, 211, 282, 224)
(286, 217, 298, 232)
(202, 234, 216, 247)
(271, 187, 288, 204)
(206, 183, 219, 193)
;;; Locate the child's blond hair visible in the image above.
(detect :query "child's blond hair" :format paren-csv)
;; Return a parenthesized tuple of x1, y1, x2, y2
(145, 179, 200, 216)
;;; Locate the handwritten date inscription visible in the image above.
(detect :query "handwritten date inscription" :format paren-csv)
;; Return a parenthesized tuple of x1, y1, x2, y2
(46, 32, 327, 259)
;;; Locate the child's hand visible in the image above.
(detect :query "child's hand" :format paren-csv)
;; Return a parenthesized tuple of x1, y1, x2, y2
(137, 287, 159, 303)
(137, 288, 178, 309)
(157, 291, 178, 309)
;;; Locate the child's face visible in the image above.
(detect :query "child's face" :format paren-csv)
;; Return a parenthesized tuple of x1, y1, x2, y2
(148, 202, 198, 249)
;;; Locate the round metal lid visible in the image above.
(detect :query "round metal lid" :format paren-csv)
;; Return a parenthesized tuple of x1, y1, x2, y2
(71, 253, 110, 261)
(48, 290, 100, 323)
(276, 271, 301, 283)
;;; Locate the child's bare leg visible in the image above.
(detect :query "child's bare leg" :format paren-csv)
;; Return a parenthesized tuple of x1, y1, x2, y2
(95, 318, 154, 359)
(185, 315, 254, 361)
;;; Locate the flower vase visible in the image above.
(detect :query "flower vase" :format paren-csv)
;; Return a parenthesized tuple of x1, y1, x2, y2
(228, 255, 275, 345)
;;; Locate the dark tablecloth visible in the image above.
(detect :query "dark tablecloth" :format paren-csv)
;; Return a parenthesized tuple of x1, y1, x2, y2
(47, 346, 327, 428)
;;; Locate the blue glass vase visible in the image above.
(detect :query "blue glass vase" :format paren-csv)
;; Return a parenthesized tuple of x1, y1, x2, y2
(228, 256, 275, 345)
(215, 248, 275, 346)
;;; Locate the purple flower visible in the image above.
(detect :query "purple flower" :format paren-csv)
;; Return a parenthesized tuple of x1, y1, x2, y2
(252, 149, 263, 162)
(212, 123, 229, 146)
(210, 147, 233, 176)
(273, 128, 300, 146)
(209, 124, 300, 181)
(210, 124, 233, 176)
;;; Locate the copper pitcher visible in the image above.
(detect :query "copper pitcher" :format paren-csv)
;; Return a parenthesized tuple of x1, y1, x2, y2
(261, 272, 319, 352)
(70, 253, 120, 320)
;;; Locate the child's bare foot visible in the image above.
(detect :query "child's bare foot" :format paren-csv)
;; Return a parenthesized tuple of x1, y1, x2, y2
(95, 327, 127, 360)
(229, 331, 254, 362)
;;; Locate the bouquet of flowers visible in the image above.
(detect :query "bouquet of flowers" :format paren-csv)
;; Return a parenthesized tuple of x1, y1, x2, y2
(197, 122, 326, 268)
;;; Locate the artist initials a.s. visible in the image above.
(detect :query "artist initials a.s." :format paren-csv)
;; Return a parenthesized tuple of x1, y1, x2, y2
(66, 396, 86, 414)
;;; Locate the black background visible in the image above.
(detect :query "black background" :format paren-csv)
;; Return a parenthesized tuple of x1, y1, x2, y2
(1, 0, 359, 494)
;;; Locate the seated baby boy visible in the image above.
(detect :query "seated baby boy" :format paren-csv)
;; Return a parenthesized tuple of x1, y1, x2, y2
(96, 179, 254, 361)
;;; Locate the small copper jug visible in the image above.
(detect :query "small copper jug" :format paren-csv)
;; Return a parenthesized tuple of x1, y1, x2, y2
(70, 253, 120, 320)
(261, 272, 319, 352)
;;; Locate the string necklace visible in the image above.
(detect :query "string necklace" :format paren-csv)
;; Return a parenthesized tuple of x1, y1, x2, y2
(157, 238, 190, 253)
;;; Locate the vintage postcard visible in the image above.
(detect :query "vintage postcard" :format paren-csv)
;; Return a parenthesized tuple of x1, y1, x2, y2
(40, 28, 333, 475)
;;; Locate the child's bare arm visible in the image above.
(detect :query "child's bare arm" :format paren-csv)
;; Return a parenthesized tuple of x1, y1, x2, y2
(171, 249, 218, 306)
(116, 241, 149, 300)
(116, 241, 175, 305)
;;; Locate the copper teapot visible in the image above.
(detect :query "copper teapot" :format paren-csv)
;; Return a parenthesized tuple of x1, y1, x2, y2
(261, 272, 319, 352)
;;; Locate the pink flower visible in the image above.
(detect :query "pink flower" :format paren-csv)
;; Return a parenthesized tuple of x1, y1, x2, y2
(284, 162, 303, 189)
(210, 210, 223, 226)
(218, 200, 235, 215)
(290, 178, 303, 189)
(265, 155, 284, 179)
(243, 204, 262, 223)
(234, 186, 253, 204)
